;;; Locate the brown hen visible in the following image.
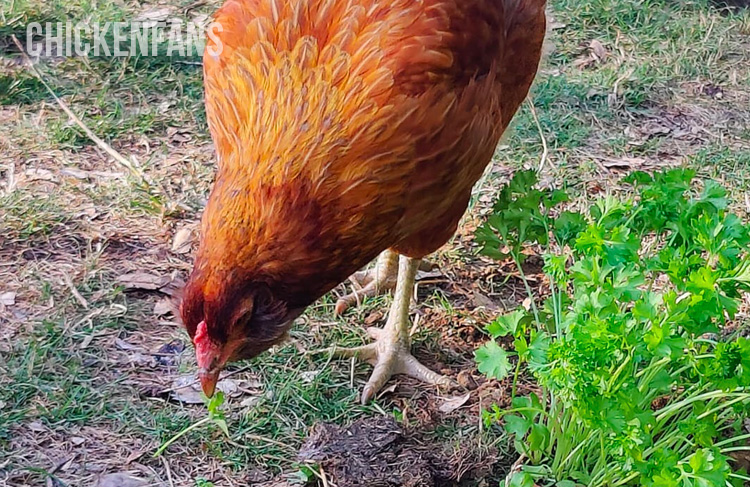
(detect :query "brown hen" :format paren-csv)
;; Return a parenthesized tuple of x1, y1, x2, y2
(181, 0, 547, 403)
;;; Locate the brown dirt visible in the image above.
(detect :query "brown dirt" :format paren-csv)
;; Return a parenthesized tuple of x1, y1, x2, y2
(294, 416, 498, 487)
(711, 0, 750, 9)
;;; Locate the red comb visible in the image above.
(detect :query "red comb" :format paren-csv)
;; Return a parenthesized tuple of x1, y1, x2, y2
(194, 320, 217, 369)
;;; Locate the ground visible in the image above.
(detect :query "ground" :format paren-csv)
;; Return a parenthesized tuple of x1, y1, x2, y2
(0, 1, 749, 486)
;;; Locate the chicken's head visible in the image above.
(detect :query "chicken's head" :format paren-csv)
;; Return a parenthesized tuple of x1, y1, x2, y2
(180, 274, 301, 397)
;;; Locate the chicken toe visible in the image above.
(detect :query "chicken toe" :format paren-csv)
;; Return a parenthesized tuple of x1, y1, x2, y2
(335, 250, 399, 314)
(334, 255, 451, 404)
(335, 250, 436, 315)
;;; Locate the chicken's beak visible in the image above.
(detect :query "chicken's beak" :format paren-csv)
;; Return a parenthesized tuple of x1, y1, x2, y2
(198, 367, 220, 398)
(194, 320, 222, 397)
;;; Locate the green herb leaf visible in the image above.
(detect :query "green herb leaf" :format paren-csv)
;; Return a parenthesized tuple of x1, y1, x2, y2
(475, 341, 514, 380)
(509, 471, 535, 487)
(487, 309, 528, 338)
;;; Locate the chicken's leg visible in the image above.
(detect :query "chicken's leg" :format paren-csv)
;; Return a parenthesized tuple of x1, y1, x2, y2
(334, 250, 399, 314)
(335, 250, 434, 314)
(334, 254, 451, 404)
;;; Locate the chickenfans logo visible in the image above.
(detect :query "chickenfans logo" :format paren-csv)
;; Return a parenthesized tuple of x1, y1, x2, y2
(25, 20, 224, 58)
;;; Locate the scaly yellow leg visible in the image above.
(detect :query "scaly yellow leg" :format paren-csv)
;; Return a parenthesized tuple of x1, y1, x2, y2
(335, 250, 399, 315)
(334, 255, 451, 404)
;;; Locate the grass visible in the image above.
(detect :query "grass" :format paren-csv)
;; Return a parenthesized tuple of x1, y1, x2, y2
(0, 0, 749, 486)
(504, 0, 750, 186)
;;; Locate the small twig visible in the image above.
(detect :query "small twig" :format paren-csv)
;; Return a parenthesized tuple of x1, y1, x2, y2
(409, 312, 420, 337)
(478, 395, 483, 449)
(504, 454, 528, 487)
(527, 98, 548, 173)
(610, 67, 635, 106)
(159, 456, 175, 487)
(320, 465, 332, 487)
(49, 455, 76, 476)
(10, 35, 150, 188)
(702, 17, 715, 45)
(309, 464, 335, 487)
(182, 0, 208, 13)
(63, 274, 89, 309)
(347, 275, 366, 310)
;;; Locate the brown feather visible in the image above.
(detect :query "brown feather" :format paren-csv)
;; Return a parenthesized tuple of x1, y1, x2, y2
(182, 0, 547, 361)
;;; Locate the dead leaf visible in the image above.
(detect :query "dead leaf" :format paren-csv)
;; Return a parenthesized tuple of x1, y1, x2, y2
(27, 421, 46, 432)
(79, 334, 94, 349)
(624, 126, 644, 145)
(96, 473, 147, 487)
(642, 121, 672, 137)
(169, 374, 243, 404)
(191, 13, 210, 27)
(589, 39, 608, 62)
(159, 276, 185, 297)
(416, 269, 444, 280)
(60, 168, 90, 179)
(75, 206, 99, 219)
(625, 121, 672, 147)
(115, 338, 143, 352)
(134, 7, 174, 23)
(237, 377, 264, 391)
(116, 272, 170, 291)
(217, 378, 239, 396)
(377, 383, 398, 397)
(241, 396, 263, 408)
(24, 168, 56, 182)
(572, 54, 595, 70)
(546, 13, 566, 31)
(247, 469, 271, 483)
(439, 393, 472, 414)
(472, 290, 499, 311)
(89, 171, 126, 180)
(0, 292, 16, 306)
(171, 226, 195, 254)
(153, 298, 173, 317)
(167, 127, 193, 145)
(364, 311, 383, 325)
(457, 371, 479, 390)
(255, 481, 294, 487)
(600, 156, 647, 170)
(169, 376, 203, 404)
(127, 352, 156, 367)
(549, 20, 566, 30)
(70, 436, 86, 446)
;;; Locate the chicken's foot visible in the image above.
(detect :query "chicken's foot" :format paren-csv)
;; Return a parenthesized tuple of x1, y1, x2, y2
(334, 255, 451, 404)
(335, 250, 433, 314)
(335, 250, 398, 315)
